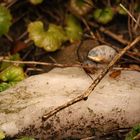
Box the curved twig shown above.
[42,36,140,120]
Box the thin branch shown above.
[113,67,140,72]
[6,0,18,8]
[120,3,140,28]
[81,136,95,140]
[81,17,96,39]
[134,14,140,31]
[0,59,97,69]
[42,36,140,120]
[99,27,129,45]
[5,34,13,42]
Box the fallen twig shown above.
[99,27,129,45]
[6,0,18,8]
[120,3,140,28]
[0,59,97,69]
[88,21,130,45]
[134,14,140,31]
[113,67,140,72]
[80,136,95,140]
[42,35,140,120]
[81,17,96,39]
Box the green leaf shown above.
[0,5,12,36]
[65,14,83,42]
[0,53,21,71]
[93,7,114,24]
[48,24,67,42]
[27,21,44,47]
[0,65,25,82]
[28,21,67,52]
[16,136,35,140]
[41,24,67,51]
[125,124,140,140]
[40,32,63,52]
[0,82,17,92]
[0,82,11,92]
[0,130,5,140]
[29,0,43,5]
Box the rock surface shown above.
[0,67,140,139]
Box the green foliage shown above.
[0,53,21,71]
[117,6,127,15]
[0,54,25,92]
[16,136,35,140]
[28,21,67,52]
[0,82,11,92]
[0,65,25,82]
[125,124,140,140]
[48,24,67,42]
[65,14,83,42]
[39,32,64,52]
[93,7,114,24]
[27,21,44,47]
[0,82,17,92]
[0,5,12,36]
[29,0,43,5]
[0,130,5,140]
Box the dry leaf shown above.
[109,70,121,79]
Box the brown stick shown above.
[99,27,129,45]
[120,3,140,28]
[81,17,96,39]
[0,59,96,69]
[88,21,130,45]
[42,36,140,120]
